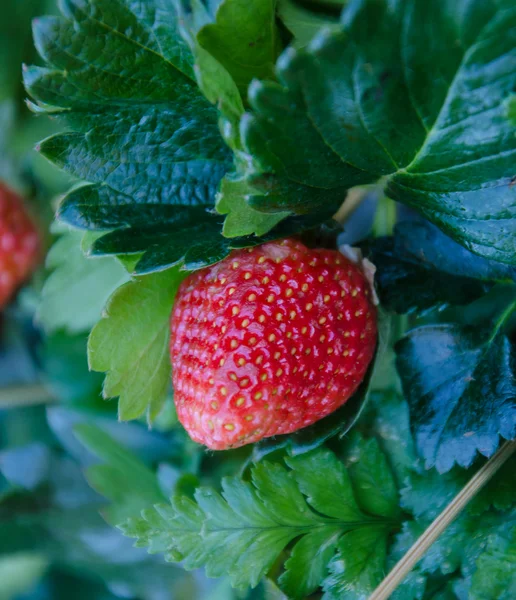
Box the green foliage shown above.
[219,0,516,265]
[88,267,187,421]
[396,289,516,472]
[121,443,400,598]
[278,0,341,49]
[75,424,166,525]
[469,514,516,599]
[197,0,281,95]
[39,228,129,333]
[24,0,235,273]
[365,221,516,314]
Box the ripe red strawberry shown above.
[0,182,40,308]
[170,238,377,450]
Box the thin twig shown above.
[0,383,56,409]
[370,439,516,600]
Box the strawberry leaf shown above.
[468,513,516,599]
[396,289,516,472]
[220,0,516,264]
[197,0,281,95]
[120,445,400,598]
[24,0,234,273]
[88,267,187,422]
[75,424,166,526]
[39,228,129,333]
[365,220,516,314]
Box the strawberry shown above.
[170,238,377,450]
[0,182,40,308]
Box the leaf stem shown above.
[0,384,56,409]
[369,439,516,600]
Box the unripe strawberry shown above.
[170,239,377,450]
[0,182,40,308]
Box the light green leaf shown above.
[216,175,289,237]
[120,447,399,597]
[38,229,130,334]
[278,0,341,49]
[197,0,281,95]
[285,448,364,521]
[75,424,166,525]
[88,267,187,422]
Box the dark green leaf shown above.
[120,446,398,597]
[24,0,235,272]
[344,432,401,519]
[220,0,516,264]
[364,221,516,314]
[396,293,516,472]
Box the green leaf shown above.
[469,515,516,599]
[88,267,187,422]
[120,446,399,597]
[364,221,516,314]
[344,432,401,519]
[323,525,391,600]
[278,0,341,50]
[366,390,420,488]
[75,424,166,525]
[221,0,516,265]
[38,228,130,333]
[396,290,516,472]
[197,0,281,95]
[25,0,234,273]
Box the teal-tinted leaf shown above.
[221,0,516,265]
[75,424,166,525]
[469,515,516,599]
[88,267,187,422]
[323,525,391,600]
[197,0,281,95]
[0,553,48,600]
[38,228,129,333]
[396,302,516,472]
[364,220,516,314]
[366,390,420,487]
[25,0,234,273]
[121,447,398,596]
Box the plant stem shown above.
[369,439,516,600]
[0,384,56,409]
[333,187,371,225]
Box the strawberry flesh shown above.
[170,239,377,450]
